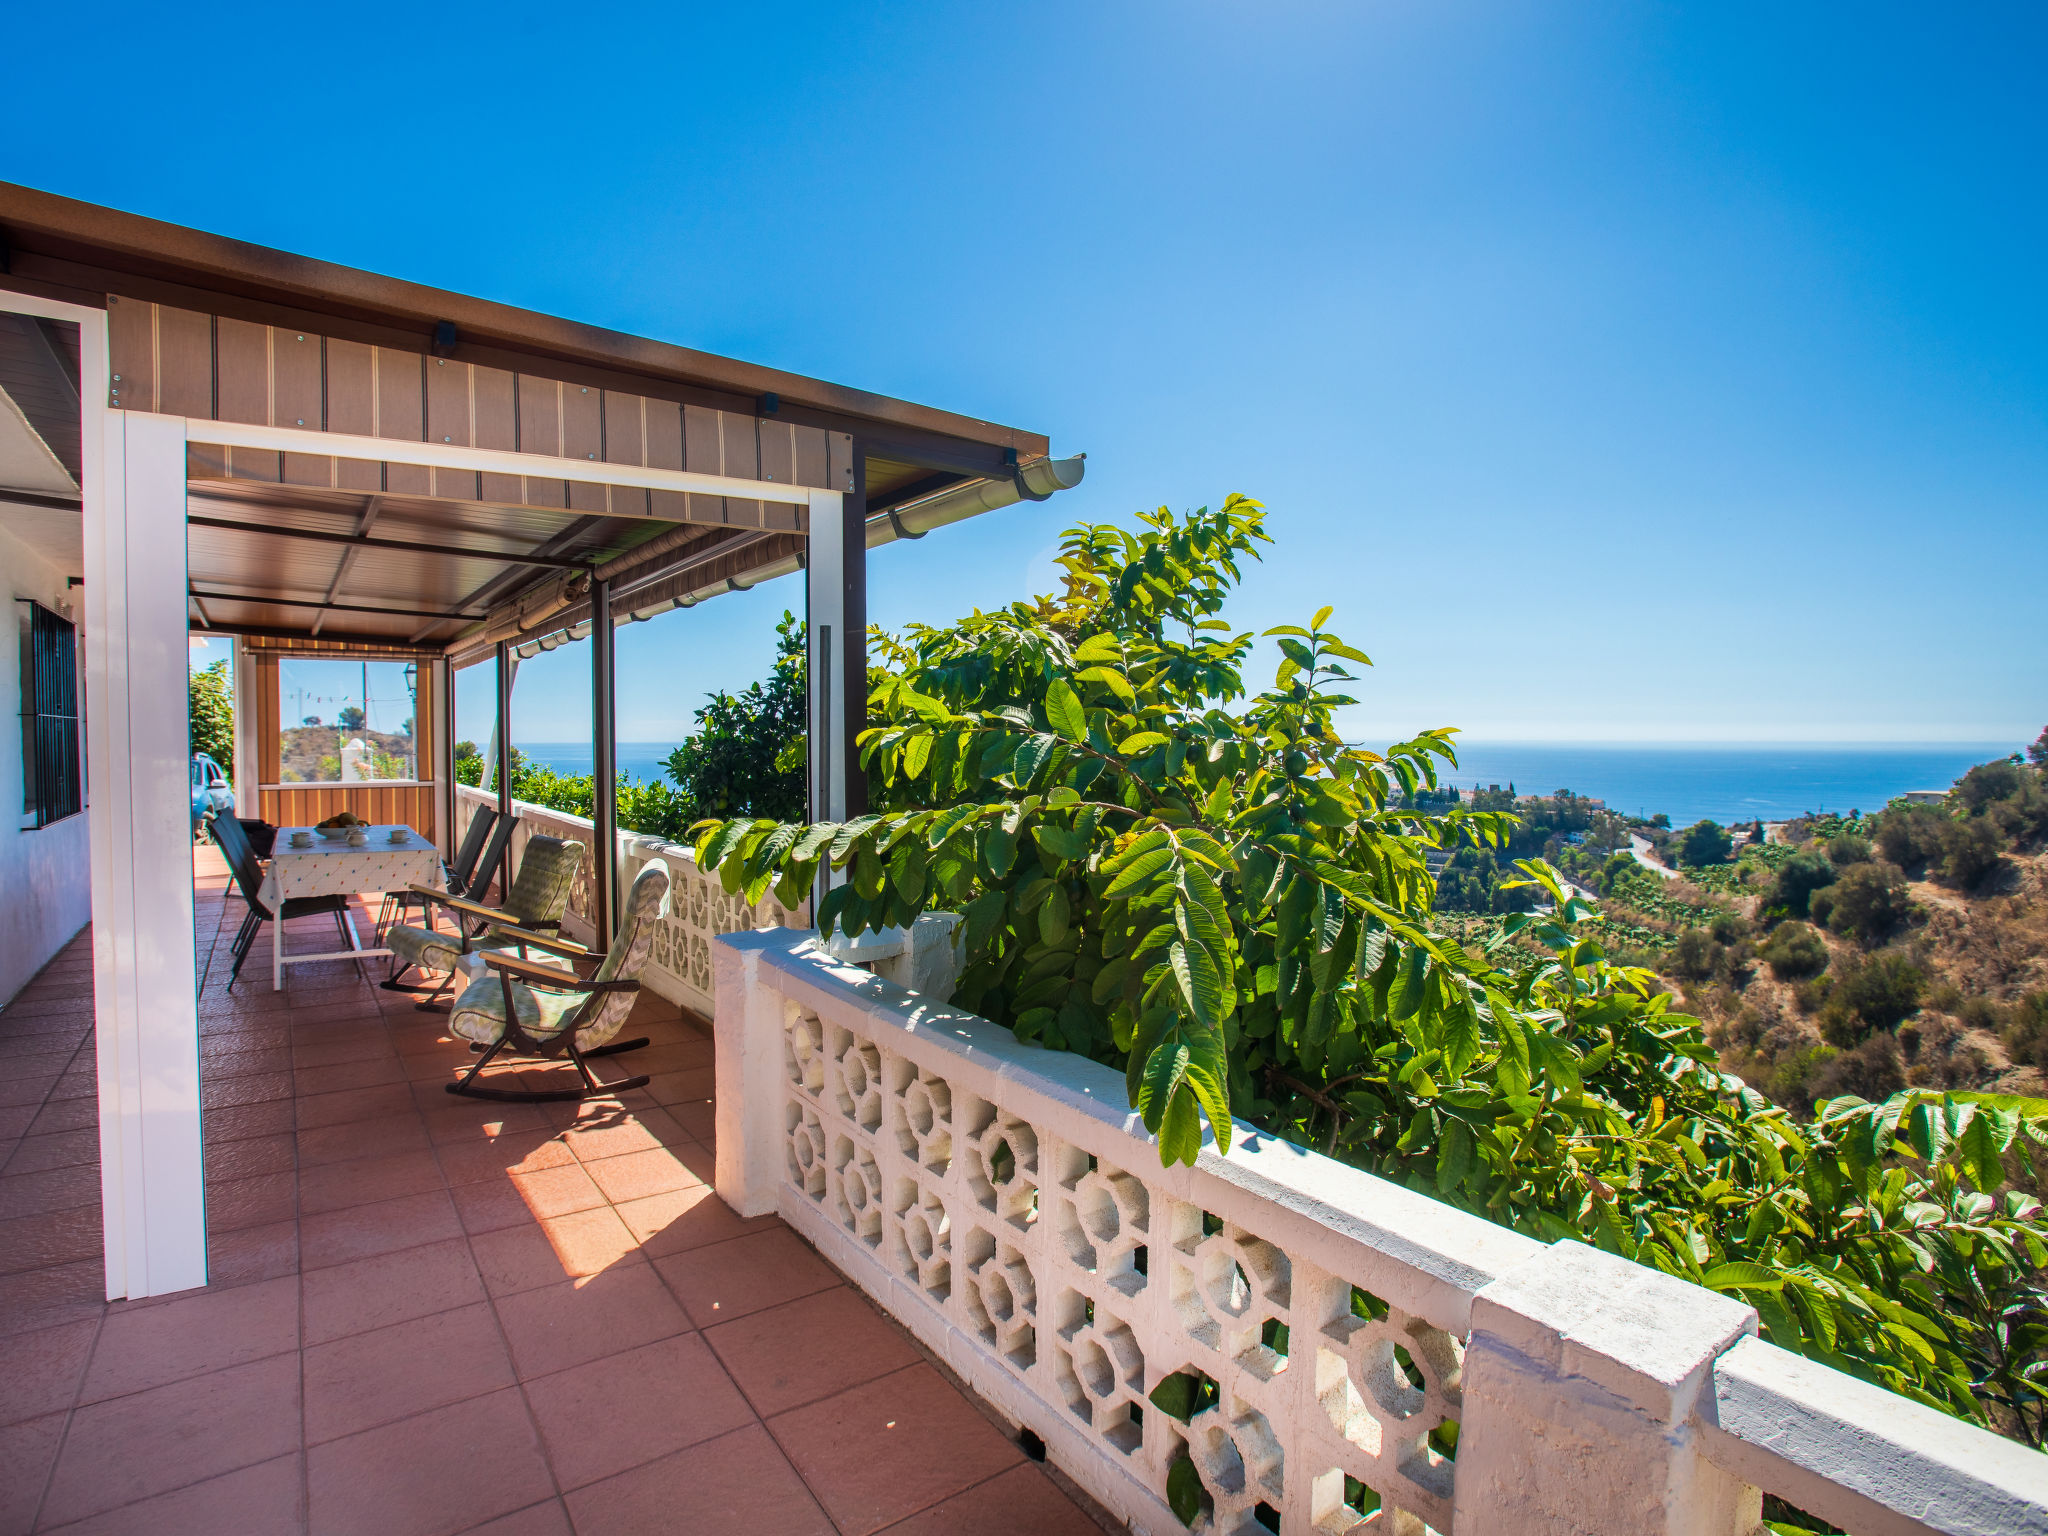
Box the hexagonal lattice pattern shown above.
[769,981,1481,1536]
[963,1225,1036,1371]
[830,1135,884,1247]
[890,1176,953,1302]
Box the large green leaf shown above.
[1046,678,1088,743]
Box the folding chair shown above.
[382,832,584,1011]
[376,808,502,937]
[208,812,353,987]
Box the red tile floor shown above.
[0,848,1112,1536]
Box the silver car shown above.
[191,753,234,833]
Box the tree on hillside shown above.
[2029,726,2047,768]
[693,498,2048,1441]
[661,609,807,823]
[1677,819,1732,867]
[189,660,234,774]
[337,705,366,731]
[1825,862,1913,945]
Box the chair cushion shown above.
[387,922,464,974]
[447,975,586,1047]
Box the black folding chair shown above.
[209,812,353,987]
[377,809,502,937]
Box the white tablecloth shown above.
[258,826,444,910]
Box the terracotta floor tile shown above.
[296,1082,418,1130]
[506,1161,607,1220]
[706,1285,918,1418]
[654,1227,840,1328]
[582,1145,702,1206]
[434,1131,576,1188]
[34,1451,306,1536]
[419,1100,552,1146]
[612,1186,778,1258]
[0,1318,96,1427]
[300,1188,463,1270]
[303,1301,515,1444]
[40,1353,301,1527]
[524,1331,752,1492]
[491,1263,691,1380]
[201,1132,297,1181]
[456,1501,573,1536]
[83,1275,299,1402]
[200,1069,296,1110]
[452,1176,541,1236]
[27,1096,96,1136]
[565,1421,832,1536]
[470,1207,644,1298]
[297,1148,446,1216]
[556,1104,690,1163]
[291,1034,400,1070]
[767,1363,1025,1536]
[205,1170,298,1234]
[296,1113,431,1168]
[874,1462,1104,1536]
[293,1057,409,1099]
[667,1098,716,1141]
[0,1105,38,1141]
[0,1160,101,1220]
[302,1236,486,1344]
[307,1387,555,1536]
[0,1203,103,1275]
[205,1046,297,1080]
[641,1066,716,1107]
[208,1219,302,1288]
[0,1073,59,1109]
[202,1098,298,1144]
[0,1410,66,1535]
[0,1258,105,1338]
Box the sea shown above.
[517,739,2022,829]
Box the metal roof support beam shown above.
[185,515,592,571]
[186,588,487,624]
[590,577,617,951]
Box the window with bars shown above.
[20,600,82,829]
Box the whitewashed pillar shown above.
[1454,1241,1762,1535]
[804,487,848,826]
[713,930,797,1217]
[88,406,207,1299]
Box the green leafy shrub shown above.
[1820,951,1925,1045]
[1827,832,1873,867]
[1759,922,1829,981]
[1941,817,2006,890]
[1825,863,1914,946]
[1677,820,1732,868]
[1766,853,1837,921]
[189,659,234,775]
[694,497,2048,1443]
[1872,803,1948,875]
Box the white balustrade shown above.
[453,784,804,1018]
[714,927,2048,1536]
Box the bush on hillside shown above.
[1825,862,1913,945]
[1827,832,1873,866]
[1873,802,1948,875]
[1819,950,1925,1045]
[1758,921,1829,980]
[1810,1032,1905,1104]
[1941,817,2006,890]
[1677,819,1732,867]
[1765,852,1837,920]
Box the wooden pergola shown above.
[0,181,1081,1298]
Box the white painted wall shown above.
[0,517,91,1005]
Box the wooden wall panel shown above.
[683,404,724,525]
[794,424,829,489]
[722,412,763,528]
[474,365,520,503]
[426,357,477,500]
[517,376,566,509]
[218,319,279,482]
[563,384,604,513]
[603,391,648,518]
[105,295,155,412]
[274,330,330,486]
[759,421,799,530]
[157,306,214,418]
[261,785,433,837]
[256,657,281,785]
[646,399,685,522]
[326,339,380,492]
[376,348,428,495]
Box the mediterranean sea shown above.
[1440,742,2018,827]
[518,738,2026,831]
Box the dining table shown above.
[259,825,445,990]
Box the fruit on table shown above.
[316,812,365,829]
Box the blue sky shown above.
[76,3,2039,748]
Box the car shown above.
[191,752,234,834]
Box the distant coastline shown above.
[512,738,2022,831]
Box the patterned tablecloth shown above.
[258,826,444,910]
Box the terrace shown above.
[2,184,2046,1536]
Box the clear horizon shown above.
[136,4,2046,744]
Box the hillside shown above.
[278,724,414,783]
[1569,750,2048,1113]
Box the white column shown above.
[805,488,847,825]
[432,656,454,855]
[87,408,207,1299]
[712,930,797,1217]
[1454,1241,1762,1536]
[231,634,257,817]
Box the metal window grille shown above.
[20,600,82,828]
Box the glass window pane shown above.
[277,658,418,783]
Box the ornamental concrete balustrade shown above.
[453,783,806,1018]
[713,925,2048,1536]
